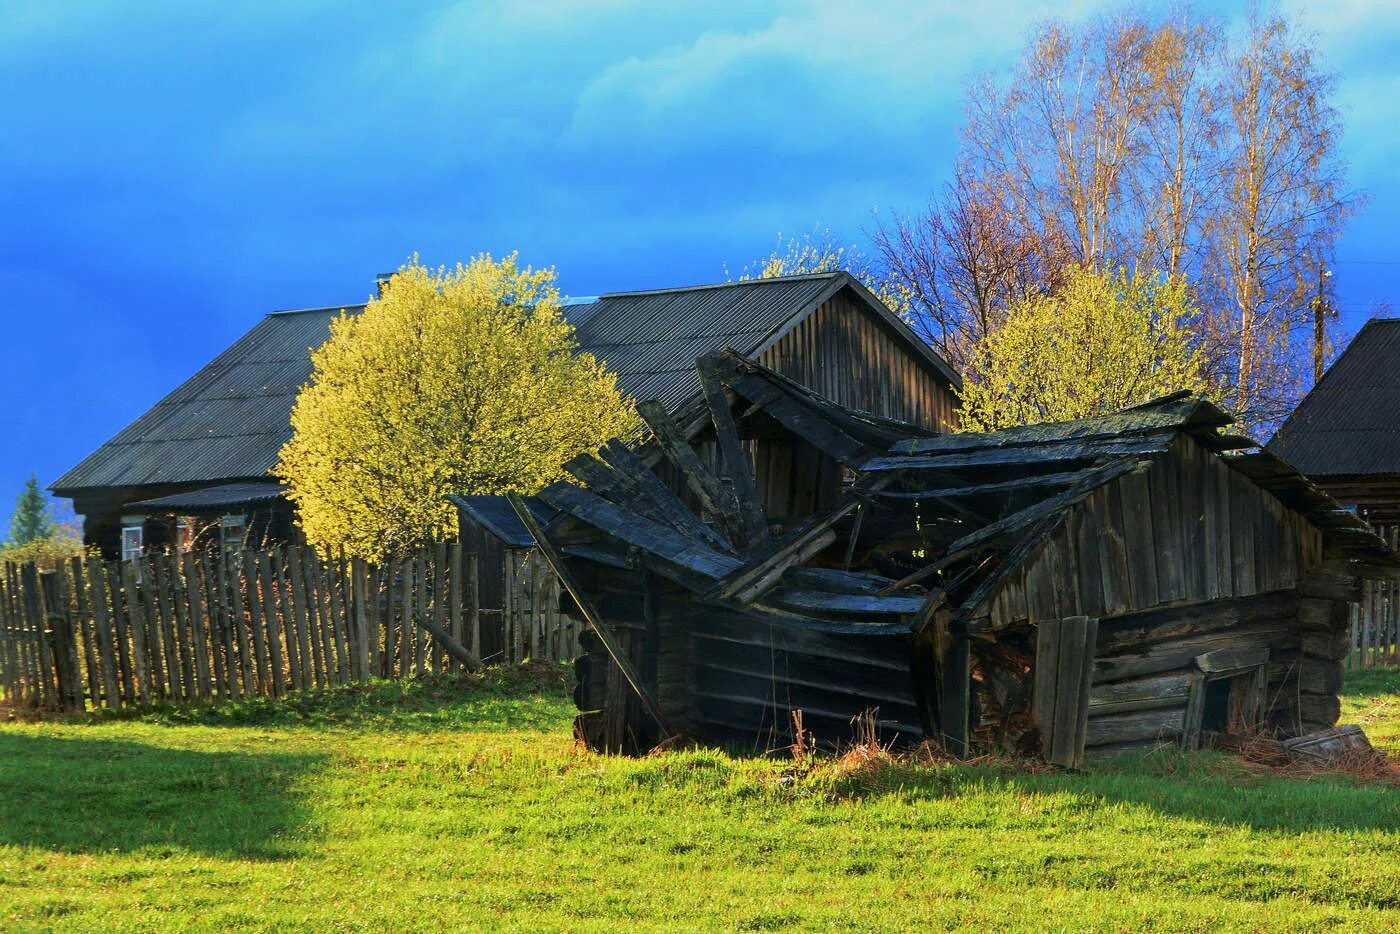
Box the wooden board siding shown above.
[987,434,1325,628]
[758,292,957,431]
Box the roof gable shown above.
[1268,317,1400,477]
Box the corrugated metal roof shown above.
[55,274,954,493]
[54,306,361,491]
[126,481,287,511]
[1267,318,1400,477]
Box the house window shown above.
[220,514,247,554]
[120,518,145,581]
[176,517,197,554]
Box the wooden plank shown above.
[399,551,416,675]
[1087,706,1187,747]
[412,610,481,671]
[271,550,303,691]
[636,399,735,531]
[253,552,284,696]
[697,357,769,549]
[301,548,328,686]
[433,542,448,672]
[242,549,270,694]
[1033,620,1060,758]
[119,560,151,704]
[1180,671,1207,750]
[466,551,481,660]
[538,483,743,584]
[1117,471,1158,609]
[863,433,1176,473]
[708,491,871,604]
[337,550,356,679]
[723,369,874,466]
[1088,671,1193,715]
[225,553,255,696]
[948,459,1142,556]
[756,588,926,616]
[69,558,100,710]
[86,557,122,709]
[285,547,315,690]
[1093,622,1292,682]
[159,555,186,701]
[416,548,430,675]
[1148,452,1183,605]
[353,555,371,680]
[310,552,338,683]
[38,571,81,711]
[137,557,169,703]
[509,492,673,736]
[940,636,971,756]
[598,440,732,552]
[148,556,183,700]
[1054,616,1096,768]
[102,562,135,704]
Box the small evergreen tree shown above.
[9,475,56,545]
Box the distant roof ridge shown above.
[599,271,846,299]
[267,303,368,317]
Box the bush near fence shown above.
[0,543,580,712]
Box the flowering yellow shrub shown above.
[958,266,1208,431]
[276,256,636,560]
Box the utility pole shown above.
[1311,258,1334,384]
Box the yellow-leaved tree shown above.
[958,266,1207,431]
[276,256,637,560]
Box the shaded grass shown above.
[1,666,1399,931]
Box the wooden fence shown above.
[1350,526,1399,669]
[0,543,581,712]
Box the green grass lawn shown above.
[2,666,1399,932]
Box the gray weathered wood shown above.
[509,492,673,737]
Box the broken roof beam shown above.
[861,432,1177,473]
[706,488,880,604]
[868,470,1090,501]
[947,457,1148,556]
[887,395,1230,457]
[636,399,747,546]
[697,356,770,550]
[755,587,928,618]
[568,445,733,554]
[534,482,743,584]
[713,362,877,466]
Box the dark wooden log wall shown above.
[572,564,691,752]
[686,605,922,751]
[984,434,1324,629]
[757,291,957,432]
[1067,567,1354,762]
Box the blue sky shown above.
[2,0,1397,522]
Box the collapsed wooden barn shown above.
[510,352,1399,766]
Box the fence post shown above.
[39,570,84,712]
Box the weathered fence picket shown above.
[0,542,578,712]
[1347,526,1399,670]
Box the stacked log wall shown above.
[686,605,922,751]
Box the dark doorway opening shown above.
[1201,677,1233,734]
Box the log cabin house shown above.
[512,352,1399,766]
[53,272,958,572]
